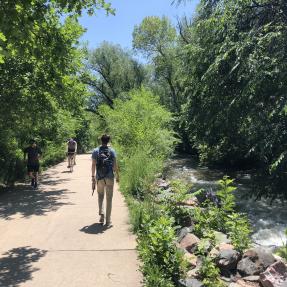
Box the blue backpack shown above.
[96,146,113,180]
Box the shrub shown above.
[193,177,251,252]
[198,256,225,287]
[138,214,186,286]
[161,180,194,226]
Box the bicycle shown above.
[68,152,75,173]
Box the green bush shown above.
[193,177,251,252]
[160,180,194,226]
[198,257,224,287]
[120,145,163,198]
[96,88,176,198]
[138,214,186,286]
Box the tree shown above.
[177,0,287,198]
[84,42,146,109]
[0,0,113,183]
[133,16,183,112]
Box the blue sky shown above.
[79,0,200,50]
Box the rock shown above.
[155,178,170,189]
[179,197,199,207]
[231,279,261,287]
[217,249,240,274]
[210,247,220,258]
[214,231,231,245]
[179,233,200,254]
[237,248,276,276]
[178,278,204,287]
[187,258,203,278]
[210,243,234,258]
[259,261,287,287]
[184,253,198,269]
[242,276,260,282]
[177,227,194,243]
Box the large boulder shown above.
[259,261,287,287]
[237,248,276,276]
[178,278,204,287]
[216,248,240,275]
[177,227,194,243]
[210,243,235,258]
[179,233,200,254]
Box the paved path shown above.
[0,155,142,287]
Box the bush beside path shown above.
[0,154,142,287]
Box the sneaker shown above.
[34,181,38,189]
[99,214,104,224]
[31,178,35,186]
[105,221,112,228]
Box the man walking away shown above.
[91,134,119,227]
[67,138,77,168]
[24,139,42,188]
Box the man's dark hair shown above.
[101,134,111,145]
[29,139,36,144]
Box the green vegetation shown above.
[193,177,251,253]
[133,1,287,199]
[94,88,176,197]
[1,0,284,285]
[198,257,224,287]
[0,1,112,184]
[275,229,287,261]
[93,88,187,286]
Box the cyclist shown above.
[67,138,77,168]
[24,139,42,188]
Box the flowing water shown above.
[164,155,287,248]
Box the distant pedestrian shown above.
[67,138,77,168]
[24,139,42,188]
[91,134,119,227]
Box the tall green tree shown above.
[84,42,146,109]
[133,16,184,112]
[177,0,287,198]
[0,1,113,183]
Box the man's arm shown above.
[113,158,120,182]
[92,158,96,178]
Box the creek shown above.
[164,155,287,248]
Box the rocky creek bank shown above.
[155,178,287,287]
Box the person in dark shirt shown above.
[24,139,42,188]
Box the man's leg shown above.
[105,178,114,225]
[28,171,34,186]
[34,172,38,188]
[97,179,105,223]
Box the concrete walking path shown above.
[0,154,142,287]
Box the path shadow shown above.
[0,184,74,220]
[80,223,112,235]
[0,246,47,287]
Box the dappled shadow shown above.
[0,183,74,220]
[80,223,112,235]
[0,246,47,287]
